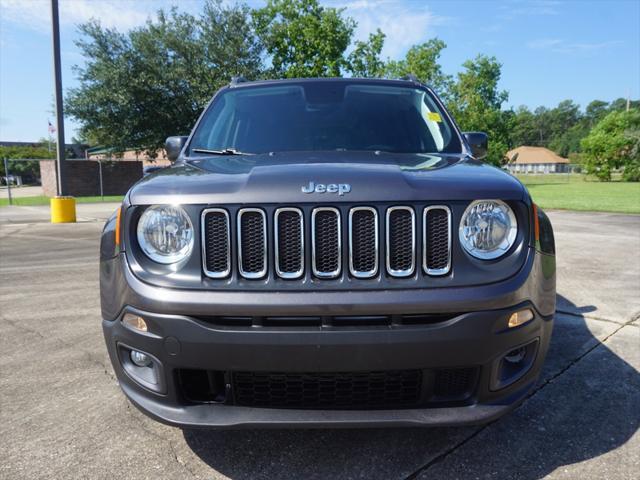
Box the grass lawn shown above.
[0,195,124,207]
[2,176,639,214]
[516,174,640,214]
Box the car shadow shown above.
[182,295,639,479]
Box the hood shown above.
[128,151,525,205]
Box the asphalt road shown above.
[0,209,638,479]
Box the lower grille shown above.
[178,367,479,408]
[433,368,477,400]
[233,370,422,409]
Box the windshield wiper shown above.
[191,148,253,156]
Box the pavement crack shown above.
[555,309,626,325]
[404,423,492,479]
[404,317,636,480]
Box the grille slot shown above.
[386,207,416,277]
[237,209,267,279]
[349,207,379,278]
[233,370,422,409]
[312,208,341,278]
[195,312,459,328]
[201,209,231,278]
[423,206,452,275]
[274,208,304,279]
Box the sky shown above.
[0,0,639,142]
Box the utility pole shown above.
[50,0,66,196]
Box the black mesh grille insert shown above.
[233,370,422,409]
[239,210,266,276]
[387,208,414,274]
[351,209,377,276]
[425,208,450,273]
[433,368,477,400]
[276,210,303,276]
[313,209,340,276]
[203,210,230,275]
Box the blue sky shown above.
[1,0,638,142]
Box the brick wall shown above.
[39,160,143,197]
[39,160,58,197]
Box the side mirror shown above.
[463,132,488,160]
[165,136,188,162]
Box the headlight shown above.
[459,200,517,260]
[137,205,194,264]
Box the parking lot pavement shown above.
[0,185,44,198]
[0,211,638,480]
[0,202,120,224]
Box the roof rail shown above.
[400,74,420,83]
[230,76,248,85]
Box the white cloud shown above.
[0,0,159,32]
[498,0,561,20]
[526,38,564,49]
[527,37,623,54]
[333,0,452,59]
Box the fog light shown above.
[504,347,526,364]
[130,350,152,367]
[508,309,534,328]
[122,313,147,332]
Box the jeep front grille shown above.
[201,204,452,281]
[423,206,452,275]
[274,208,304,279]
[237,208,267,278]
[312,207,341,278]
[201,208,231,278]
[349,207,378,278]
[386,207,416,277]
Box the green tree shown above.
[511,106,540,147]
[449,54,510,165]
[66,1,263,153]
[0,144,53,183]
[347,29,386,78]
[581,109,640,181]
[253,0,354,78]
[585,100,609,127]
[384,39,452,99]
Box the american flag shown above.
[48,120,56,134]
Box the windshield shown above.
[188,81,462,156]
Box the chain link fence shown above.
[1,158,144,205]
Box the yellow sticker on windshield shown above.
[427,112,442,122]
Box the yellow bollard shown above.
[50,196,76,223]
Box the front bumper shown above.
[101,248,555,428]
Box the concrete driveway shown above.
[0,210,638,479]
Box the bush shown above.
[581,109,640,181]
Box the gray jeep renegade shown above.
[100,77,556,428]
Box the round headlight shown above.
[137,205,194,264]
[459,200,517,260]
